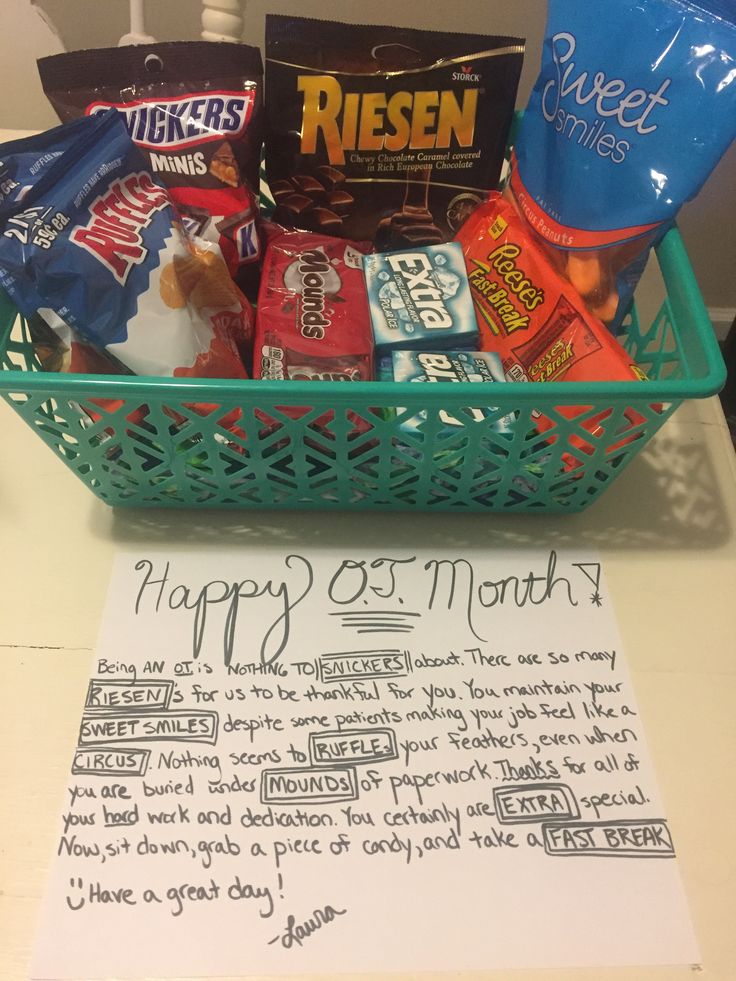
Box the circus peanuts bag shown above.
[0,111,250,380]
[509,0,736,326]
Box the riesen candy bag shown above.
[265,16,524,247]
[38,41,264,297]
[0,110,250,380]
[455,193,651,467]
[510,0,736,326]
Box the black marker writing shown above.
[133,555,314,667]
[268,904,347,949]
[425,550,578,640]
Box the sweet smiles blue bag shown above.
[509,0,736,325]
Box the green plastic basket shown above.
[0,224,726,512]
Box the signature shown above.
[268,904,347,949]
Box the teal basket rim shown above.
[0,225,726,405]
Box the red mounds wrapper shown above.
[38,41,263,298]
[254,225,374,383]
[454,193,653,470]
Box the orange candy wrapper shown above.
[454,193,651,469]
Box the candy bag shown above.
[510,0,736,325]
[254,225,373,382]
[38,41,263,297]
[265,15,524,247]
[455,193,650,468]
[0,110,250,380]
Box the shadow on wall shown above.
[4,0,547,128]
[3,0,735,312]
[33,0,207,49]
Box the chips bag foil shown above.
[38,41,263,298]
[455,193,651,467]
[0,110,250,380]
[509,0,736,326]
[265,16,524,247]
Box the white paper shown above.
[32,547,699,978]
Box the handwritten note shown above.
[32,548,698,978]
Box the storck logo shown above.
[87,90,255,150]
[452,63,481,82]
[70,172,170,284]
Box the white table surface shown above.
[1,130,735,981]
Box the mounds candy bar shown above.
[254,225,373,383]
[381,349,514,435]
[38,41,264,294]
[0,110,249,381]
[265,15,524,246]
[363,242,478,354]
[455,193,651,466]
[509,0,736,326]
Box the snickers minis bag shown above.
[38,41,263,294]
[0,110,249,380]
[265,16,524,248]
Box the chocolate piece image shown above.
[279,193,314,214]
[291,174,325,196]
[311,207,343,230]
[326,188,354,215]
[179,204,212,238]
[399,225,445,245]
[316,165,346,188]
[270,179,296,201]
[375,166,444,250]
[209,141,240,188]
[216,207,255,235]
[270,174,350,234]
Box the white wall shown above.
[2,0,734,313]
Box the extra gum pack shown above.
[363,242,479,354]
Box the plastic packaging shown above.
[455,193,650,468]
[510,0,736,325]
[265,15,524,246]
[0,110,250,380]
[38,41,264,297]
[254,225,373,382]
